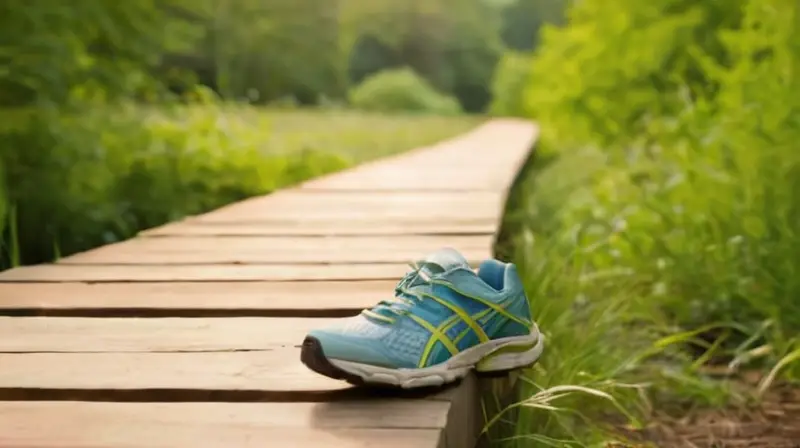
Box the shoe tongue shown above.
[367,248,470,322]
[419,247,470,275]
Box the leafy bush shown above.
[349,68,463,115]
[496,0,800,443]
[0,98,479,269]
[527,0,743,147]
[2,102,271,266]
[489,51,534,117]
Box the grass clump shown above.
[491,0,800,445]
[0,97,480,269]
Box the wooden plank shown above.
[58,235,491,265]
[140,219,496,237]
[0,350,353,396]
[298,163,525,192]
[0,317,477,402]
[243,190,503,207]
[0,317,336,352]
[0,263,410,283]
[195,191,503,223]
[58,249,487,266]
[196,209,498,224]
[89,235,493,252]
[0,281,392,314]
[0,350,478,406]
[0,401,447,448]
[299,119,537,192]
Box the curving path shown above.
[0,118,537,448]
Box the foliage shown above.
[346,0,505,112]
[0,99,479,269]
[489,52,534,117]
[0,0,345,107]
[493,0,800,444]
[349,68,463,115]
[1,0,566,112]
[177,0,345,104]
[527,0,743,147]
[0,0,200,106]
[500,0,568,51]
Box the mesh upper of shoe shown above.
[309,314,432,369]
[306,248,533,369]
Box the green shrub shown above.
[496,0,800,443]
[0,98,480,269]
[489,51,534,117]
[526,0,743,147]
[349,68,463,115]
[0,100,347,268]
[3,103,251,266]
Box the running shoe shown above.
[300,247,544,388]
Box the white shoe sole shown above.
[326,327,544,389]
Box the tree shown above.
[345,0,506,112]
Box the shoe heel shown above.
[475,334,544,374]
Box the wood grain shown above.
[140,219,496,237]
[195,191,504,223]
[300,120,537,192]
[297,162,524,192]
[0,281,392,314]
[58,235,491,265]
[0,401,446,448]
[0,263,410,283]
[0,350,352,395]
[0,317,335,352]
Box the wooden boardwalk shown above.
[0,119,537,448]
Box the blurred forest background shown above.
[0,0,564,268]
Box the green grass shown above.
[0,103,481,268]
[155,104,482,161]
[484,0,799,444]
[491,134,800,446]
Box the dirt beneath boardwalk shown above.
[618,385,800,447]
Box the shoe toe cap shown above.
[307,327,399,368]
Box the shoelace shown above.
[361,261,433,320]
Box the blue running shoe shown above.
[300,248,544,388]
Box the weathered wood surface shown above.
[195,191,504,224]
[0,262,410,282]
[0,119,537,448]
[140,219,496,238]
[0,317,331,352]
[0,281,391,315]
[57,235,492,265]
[299,120,535,192]
[0,401,448,448]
